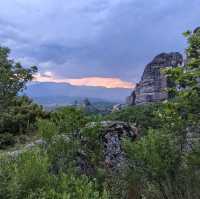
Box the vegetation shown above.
[106,103,163,134]
[120,28,200,198]
[0,150,108,199]
[0,46,45,148]
[0,29,200,199]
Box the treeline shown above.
[0,29,200,198]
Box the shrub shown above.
[0,150,51,199]
[106,104,163,134]
[1,96,45,134]
[0,133,16,149]
[51,107,88,135]
[37,119,58,142]
[0,149,109,199]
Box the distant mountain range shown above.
[24,82,132,107]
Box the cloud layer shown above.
[34,72,135,89]
[0,0,200,86]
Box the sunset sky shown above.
[0,0,200,88]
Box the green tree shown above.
[0,46,43,148]
[0,46,37,110]
[166,28,200,122]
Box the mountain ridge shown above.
[25,81,132,106]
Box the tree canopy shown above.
[0,46,37,110]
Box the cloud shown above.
[34,72,135,89]
[0,0,200,83]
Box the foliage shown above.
[51,107,88,135]
[124,130,180,198]
[0,150,109,199]
[38,108,105,178]
[37,119,58,142]
[0,133,16,149]
[106,103,163,134]
[0,46,45,148]
[121,28,200,199]
[0,46,37,110]
[0,96,44,135]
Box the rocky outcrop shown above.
[81,98,99,113]
[127,52,183,105]
[101,121,137,169]
[126,91,136,105]
[78,121,138,173]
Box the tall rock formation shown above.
[81,98,99,113]
[127,52,183,105]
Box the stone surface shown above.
[126,90,136,105]
[112,104,127,112]
[127,52,183,105]
[101,121,138,169]
[83,121,138,171]
[7,139,46,158]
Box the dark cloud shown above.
[0,0,200,82]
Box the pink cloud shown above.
[34,73,135,89]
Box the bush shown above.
[0,149,109,199]
[0,133,16,149]
[123,128,200,199]
[0,96,46,149]
[0,96,45,135]
[0,150,51,199]
[51,107,88,135]
[37,119,58,142]
[106,103,163,134]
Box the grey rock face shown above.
[128,52,183,105]
[126,91,136,105]
[101,121,138,169]
[84,121,137,171]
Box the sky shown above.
[0,0,200,88]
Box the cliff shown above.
[127,52,183,105]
